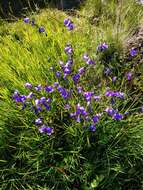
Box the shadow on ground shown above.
[0,0,82,19]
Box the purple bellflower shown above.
[130,48,137,56]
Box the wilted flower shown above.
[104,67,112,76]
[124,111,129,116]
[65,104,71,110]
[126,72,132,81]
[76,115,81,123]
[31,19,35,26]
[110,98,116,105]
[21,103,27,111]
[59,60,64,67]
[83,54,89,62]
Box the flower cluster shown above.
[13,18,129,136]
[105,90,125,99]
[105,107,123,120]
[23,17,45,33]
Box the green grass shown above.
[0,1,143,189]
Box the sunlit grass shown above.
[0,1,143,189]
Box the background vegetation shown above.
[0,0,143,189]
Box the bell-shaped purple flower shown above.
[35,118,42,125]
[54,82,59,87]
[25,82,32,89]
[78,67,86,74]
[104,67,112,76]
[64,44,73,55]
[105,107,116,116]
[64,18,74,30]
[83,54,95,65]
[40,97,46,103]
[35,84,42,91]
[73,74,80,84]
[46,127,54,135]
[58,86,70,99]
[94,95,101,101]
[93,113,101,123]
[27,92,34,99]
[129,48,137,56]
[39,26,45,33]
[89,125,96,132]
[83,91,94,102]
[114,91,124,99]
[35,99,41,107]
[55,71,61,78]
[77,86,82,94]
[45,86,54,93]
[43,103,51,110]
[24,17,30,23]
[97,42,108,52]
[113,113,123,120]
[39,125,54,135]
